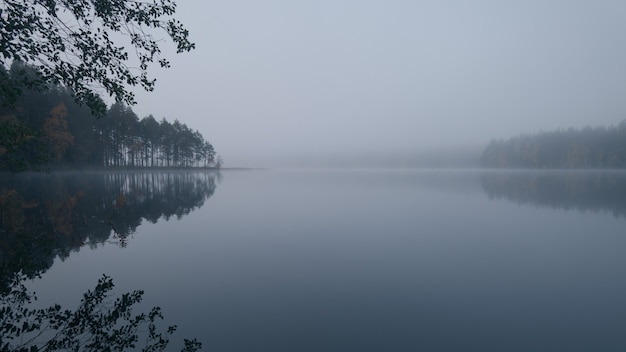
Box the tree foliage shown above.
[98,103,216,168]
[0,274,202,352]
[482,122,626,168]
[0,116,50,172]
[43,103,74,160]
[0,0,195,117]
[0,64,218,171]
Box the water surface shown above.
[3,169,626,351]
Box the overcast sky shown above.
[130,0,626,167]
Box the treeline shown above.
[0,62,219,171]
[482,122,626,168]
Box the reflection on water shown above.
[3,169,626,351]
[481,170,626,216]
[0,171,219,289]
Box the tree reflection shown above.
[0,171,219,291]
[481,171,626,216]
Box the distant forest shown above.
[0,62,217,171]
[482,122,626,168]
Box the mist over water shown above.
[4,1,626,350]
[129,1,626,167]
[5,169,624,351]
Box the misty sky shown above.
[131,0,626,167]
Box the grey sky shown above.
[131,0,626,167]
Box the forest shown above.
[0,62,218,172]
[481,122,626,168]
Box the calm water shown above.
[3,169,626,351]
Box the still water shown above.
[2,169,626,351]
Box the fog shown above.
[131,0,626,167]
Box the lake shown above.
[2,169,626,351]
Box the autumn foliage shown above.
[43,103,74,160]
[0,63,218,171]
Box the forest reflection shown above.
[481,171,626,217]
[0,171,219,290]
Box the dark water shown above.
[2,169,626,351]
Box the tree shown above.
[0,115,50,172]
[0,77,217,171]
[214,155,223,169]
[202,141,216,167]
[43,103,74,160]
[481,121,626,169]
[1,274,202,352]
[140,115,161,167]
[0,0,195,117]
